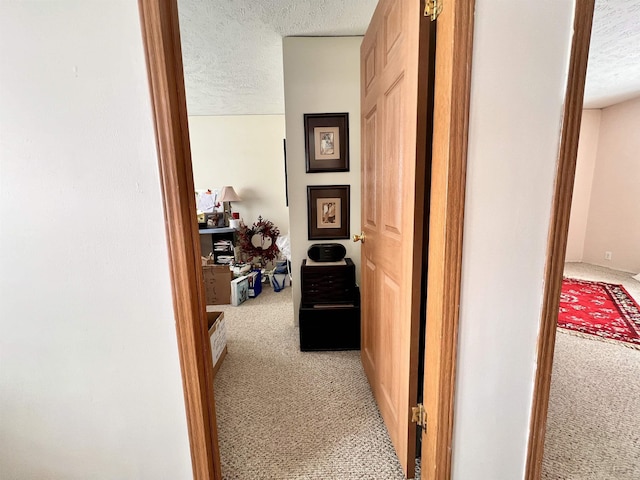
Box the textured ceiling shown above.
[178,0,640,116]
[584,0,640,108]
[178,0,377,116]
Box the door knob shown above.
[353,232,366,244]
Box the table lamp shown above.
[218,186,241,226]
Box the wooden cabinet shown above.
[300,258,357,305]
[299,258,360,351]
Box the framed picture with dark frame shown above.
[307,185,350,240]
[304,113,349,173]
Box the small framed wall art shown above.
[303,113,349,173]
[307,185,350,240]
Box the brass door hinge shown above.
[411,403,427,430]
[424,0,443,21]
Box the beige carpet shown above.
[563,262,640,304]
[542,263,640,479]
[208,287,410,480]
[209,263,640,479]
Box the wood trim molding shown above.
[138,1,222,479]
[422,0,475,478]
[525,2,595,479]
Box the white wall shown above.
[566,109,601,261]
[582,96,640,272]
[0,2,192,478]
[452,1,575,479]
[188,115,289,236]
[283,37,362,316]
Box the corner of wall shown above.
[282,37,363,322]
[581,97,640,272]
[565,108,602,262]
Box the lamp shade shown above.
[218,186,241,202]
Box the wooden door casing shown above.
[138,1,222,479]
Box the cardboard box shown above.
[247,270,262,298]
[207,311,227,375]
[202,265,233,305]
[231,275,249,306]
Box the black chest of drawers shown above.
[299,258,361,351]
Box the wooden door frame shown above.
[137,0,474,479]
[138,1,222,479]
[525,1,596,479]
[421,1,475,478]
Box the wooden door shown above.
[359,1,433,478]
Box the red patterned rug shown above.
[558,278,640,348]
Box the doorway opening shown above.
[527,0,640,478]
[138,1,474,479]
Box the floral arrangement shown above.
[237,216,280,266]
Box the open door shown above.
[358,1,435,477]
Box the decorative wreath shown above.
[237,216,280,264]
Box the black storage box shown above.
[299,258,360,351]
[299,304,361,351]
